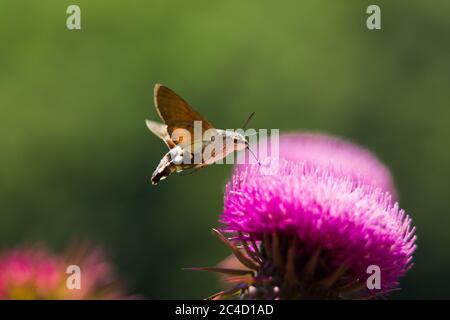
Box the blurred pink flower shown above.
[0,245,128,300]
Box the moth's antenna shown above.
[246,145,261,167]
[242,112,256,131]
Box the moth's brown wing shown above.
[145,119,176,149]
[154,84,215,146]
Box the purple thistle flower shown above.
[258,133,397,197]
[194,133,416,300]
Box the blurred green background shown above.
[1,0,449,299]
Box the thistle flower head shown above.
[0,245,128,299]
[279,133,396,195]
[201,133,416,299]
[257,133,396,197]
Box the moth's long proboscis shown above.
[246,146,261,166]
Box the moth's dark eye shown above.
[211,136,215,141]
[234,138,238,143]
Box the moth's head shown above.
[224,131,248,150]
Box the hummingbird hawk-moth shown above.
[146,84,253,185]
